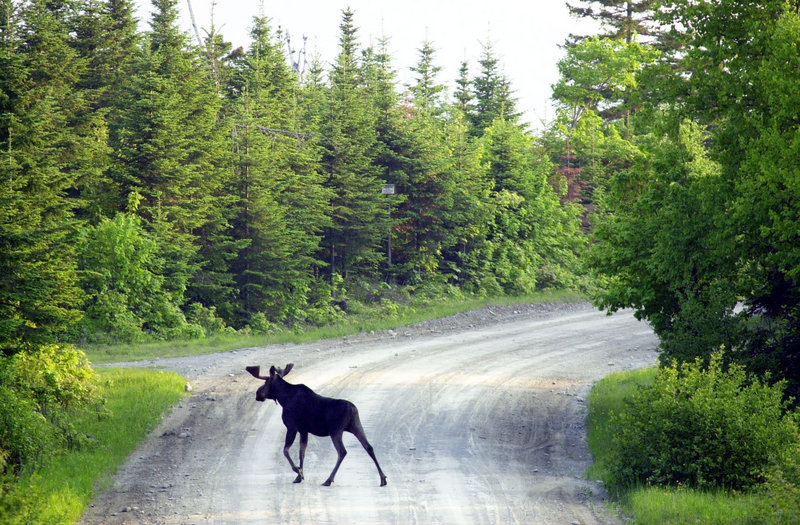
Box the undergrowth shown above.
[0,368,186,524]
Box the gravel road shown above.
[79,302,658,524]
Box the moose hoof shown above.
[293,474,303,483]
[322,480,333,487]
[380,478,387,487]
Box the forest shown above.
[2,0,800,520]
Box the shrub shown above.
[185,303,227,336]
[0,345,98,475]
[607,353,800,491]
[756,444,800,525]
[0,384,55,476]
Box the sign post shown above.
[381,184,395,269]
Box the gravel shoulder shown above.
[80,302,659,524]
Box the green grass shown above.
[585,367,656,482]
[585,368,771,524]
[83,289,586,364]
[4,368,186,524]
[626,486,763,525]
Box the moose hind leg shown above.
[283,430,303,483]
[322,431,347,486]
[351,422,388,486]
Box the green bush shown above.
[0,385,55,476]
[755,443,800,525]
[77,213,190,342]
[0,345,97,476]
[607,353,800,491]
[185,303,228,336]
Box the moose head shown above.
[245,364,294,402]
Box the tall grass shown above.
[84,290,585,364]
[2,368,186,524]
[585,368,778,524]
[626,486,762,525]
[585,367,656,482]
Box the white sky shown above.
[133,1,598,129]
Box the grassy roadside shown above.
[2,368,186,525]
[585,369,767,524]
[83,289,586,364]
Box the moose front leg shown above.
[283,430,304,483]
[296,432,308,483]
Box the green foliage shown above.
[553,36,659,126]
[0,381,54,477]
[0,0,91,354]
[756,442,800,525]
[566,0,660,44]
[77,213,189,342]
[467,41,521,135]
[588,366,800,524]
[590,120,741,362]
[584,3,800,397]
[607,354,800,492]
[2,0,587,346]
[0,344,96,477]
[1,367,186,525]
[474,118,584,294]
[585,367,657,481]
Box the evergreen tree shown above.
[229,16,330,323]
[0,0,90,353]
[409,40,446,115]
[468,42,521,136]
[453,59,474,116]
[319,8,387,279]
[71,0,139,221]
[109,0,232,317]
[566,0,659,44]
[478,118,582,293]
[381,40,474,283]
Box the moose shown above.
[246,363,388,487]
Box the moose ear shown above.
[269,365,278,377]
[246,366,267,380]
[282,363,294,376]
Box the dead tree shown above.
[246,364,388,487]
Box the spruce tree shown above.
[409,40,446,115]
[468,42,521,136]
[319,8,387,279]
[109,0,232,319]
[0,0,89,352]
[70,0,139,221]
[453,60,474,116]
[383,40,472,283]
[478,118,582,293]
[228,16,330,323]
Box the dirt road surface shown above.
[80,303,658,525]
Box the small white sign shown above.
[381,184,396,195]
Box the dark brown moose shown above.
[246,363,388,487]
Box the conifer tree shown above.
[228,16,330,323]
[70,0,139,221]
[453,60,474,116]
[477,118,582,292]
[468,42,521,136]
[566,0,659,44]
[382,40,473,283]
[409,40,446,115]
[110,0,232,316]
[0,0,90,352]
[319,8,387,279]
